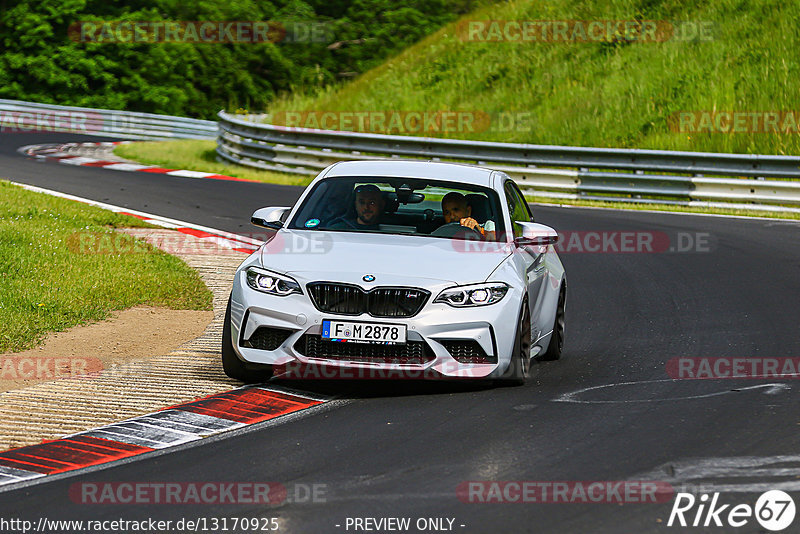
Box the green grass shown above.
[265,0,800,156]
[114,140,313,186]
[0,180,213,353]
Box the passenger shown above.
[441,192,496,240]
[328,184,386,230]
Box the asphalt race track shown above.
[2,132,800,533]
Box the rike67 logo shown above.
[668,490,796,531]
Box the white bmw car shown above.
[222,160,566,385]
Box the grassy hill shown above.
[266,0,800,155]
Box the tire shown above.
[222,296,274,383]
[537,282,566,362]
[497,299,531,386]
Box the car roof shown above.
[323,160,496,187]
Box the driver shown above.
[329,184,386,230]
[441,192,495,240]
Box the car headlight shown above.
[434,282,509,307]
[246,267,301,296]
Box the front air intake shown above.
[307,283,429,318]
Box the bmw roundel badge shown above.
[363,274,376,282]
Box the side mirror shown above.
[251,207,291,230]
[514,222,559,247]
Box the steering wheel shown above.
[429,222,483,239]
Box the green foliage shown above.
[0,0,476,118]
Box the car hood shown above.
[258,229,512,287]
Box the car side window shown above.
[503,181,533,237]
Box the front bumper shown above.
[229,270,522,379]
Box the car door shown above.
[503,180,550,345]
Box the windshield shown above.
[288,176,505,241]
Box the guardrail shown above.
[0,99,216,140]
[217,111,800,213]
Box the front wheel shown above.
[537,283,566,362]
[497,299,531,386]
[222,296,274,383]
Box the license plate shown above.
[322,320,407,344]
